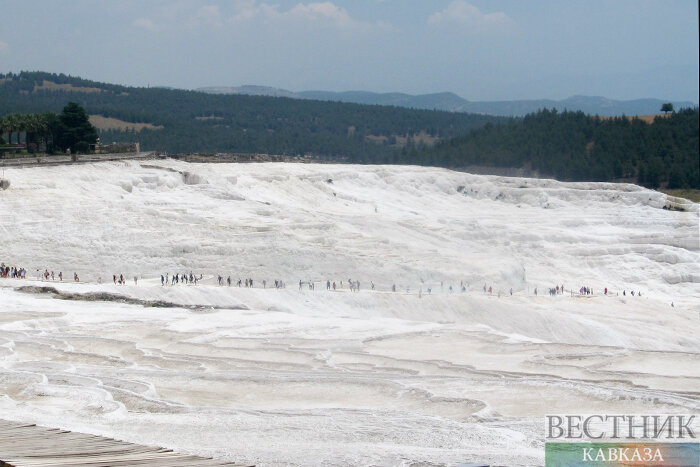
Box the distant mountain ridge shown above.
[197,85,299,99]
[197,86,695,117]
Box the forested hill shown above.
[407,108,699,189]
[198,87,695,117]
[0,71,502,160]
[2,72,698,190]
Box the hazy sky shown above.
[1,0,698,102]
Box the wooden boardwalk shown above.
[0,420,251,466]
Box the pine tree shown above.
[56,102,98,153]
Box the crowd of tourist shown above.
[0,262,650,301]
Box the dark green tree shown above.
[667,165,688,189]
[57,102,98,153]
[660,103,674,114]
[0,116,7,144]
[5,114,20,144]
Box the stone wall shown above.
[95,142,140,154]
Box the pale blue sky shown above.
[0,0,697,102]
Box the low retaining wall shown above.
[0,152,155,168]
[168,153,321,163]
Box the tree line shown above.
[404,108,699,189]
[2,72,697,190]
[1,102,98,154]
[0,71,501,160]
